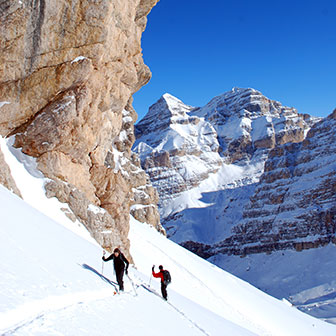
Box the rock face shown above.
[135,88,318,244]
[0,0,163,257]
[209,109,336,256]
[192,88,316,164]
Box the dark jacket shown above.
[103,252,129,273]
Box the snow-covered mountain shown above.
[134,88,320,244]
[1,139,336,335]
[134,93,223,219]
[134,89,336,321]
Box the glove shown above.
[102,256,106,261]
[125,268,128,275]
[152,266,155,272]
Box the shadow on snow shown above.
[81,263,119,291]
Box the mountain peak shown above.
[192,87,296,122]
[135,93,195,137]
[329,108,336,120]
[230,87,259,94]
[158,93,194,116]
[161,92,180,102]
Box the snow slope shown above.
[1,139,336,335]
[1,186,336,335]
[211,246,336,325]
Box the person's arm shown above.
[152,266,161,278]
[121,253,129,273]
[102,254,114,262]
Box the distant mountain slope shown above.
[210,244,336,325]
[208,109,336,256]
[192,88,316,164]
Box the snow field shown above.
[0,186,252,336]
[130,218,336,335]
[212,244,336,324]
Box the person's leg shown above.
[116,269,124,291]
[161,282,168,300]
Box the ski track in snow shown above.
[126,267,225,336]
[140,236,270,335]
[1,278,209,336]
[1,260,211,336]
[140,284,210,336]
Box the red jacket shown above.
[152,270,164,283]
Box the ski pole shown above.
[126,273,137,296]
[149,265,154,287]
[102,250,106,275]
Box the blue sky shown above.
[133,0,335,122]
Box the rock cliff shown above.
[0,0,163,257]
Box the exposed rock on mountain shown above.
[134,93,223,218]
[0,0,163,256]
[192,88,316,164]
[135,88,320,248]
[208,108,336,256]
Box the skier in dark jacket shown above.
[152,265,168,300]
[102,248,129,291]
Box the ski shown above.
[126,274,138,296]
[141,284,167,301]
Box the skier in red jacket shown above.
[152,265,168,300]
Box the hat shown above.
[159,265,163,270]
[114,248,120,253]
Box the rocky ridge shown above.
[192,87,317,164]
[0,0,163,257]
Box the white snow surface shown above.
[1,186,336,335]
[1,139,336,335]
[0,101,11,108]
[211,246,336,325]
[71,56,88,64]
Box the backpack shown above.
[162,270,171,285]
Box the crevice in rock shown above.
[28,0,46,72]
